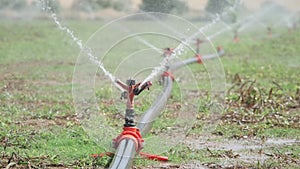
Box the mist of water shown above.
[207,4,272,41]
[141,0,242,86]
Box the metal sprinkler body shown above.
[113,79,152,153]
[115,79,152,127]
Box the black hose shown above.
[109,139,136,169]
[137,76,173,136]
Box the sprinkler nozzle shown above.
[134,81,152,95]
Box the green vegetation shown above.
[0,0,27,10]
[140,0,188,14]
[1,19,299,168]
[205,0,232,15]
[72,0,131,12]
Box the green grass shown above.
[1,19,300,168]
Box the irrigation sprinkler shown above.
[113,79,152,149]
[109,79,152,169]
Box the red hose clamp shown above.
[94,127,169,162]
[195,54,202,64]
[92,152,169,162]
[113,127,144,152]
[91,152,114,158]
[139,152,168,161]
[162,71,175,81]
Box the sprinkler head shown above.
[133,81,152,95]
[163,47,174,57]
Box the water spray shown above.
[41,0,237,168]
[38,0,116,85]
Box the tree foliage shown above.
[0,0,27,10]
[205,0,231,15]
[261,0,288,13]
[140,0,188,14]
[72,0,131,12]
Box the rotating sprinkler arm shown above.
[116,79,135,109]
[134,81,152,95]
[115,79,129,91]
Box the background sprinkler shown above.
[163,47,175,58]
[233,29,239,43]
[267,26,273,38]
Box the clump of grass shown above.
[215,74,300,139]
